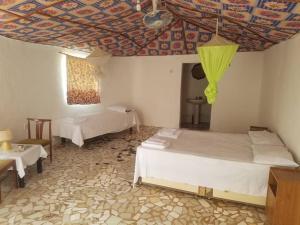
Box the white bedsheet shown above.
[134,130,274,197]
[53,109,140,147]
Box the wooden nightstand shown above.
[249,126,270,131]
[266,167,300,225]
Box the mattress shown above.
[134,130,272,197]
[53,109,139,147]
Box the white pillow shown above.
[252,144,299,167]
[107,105,131,113]
[248,130,284,146]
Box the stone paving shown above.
[0,126,266,225]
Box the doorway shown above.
[180,63,211,130]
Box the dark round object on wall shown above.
[191,63,206,80]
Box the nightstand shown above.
[266,167,300,225]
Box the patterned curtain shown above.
[67,55,100,105]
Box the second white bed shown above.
[53,109,140,147]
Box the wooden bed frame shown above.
[138,177,266,206]
[136,126,272,207]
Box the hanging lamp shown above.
[197,18,239,104]
[86,48,111,77]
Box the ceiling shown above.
[0,0,299,56]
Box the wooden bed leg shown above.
[37,158,43,173]
[18,176,25,188]
[61,137,66,144]
[137,177,142,186]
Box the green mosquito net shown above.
[197,35,239,104]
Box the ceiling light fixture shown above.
[143,0,173,29]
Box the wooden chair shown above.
[18,118,53,162]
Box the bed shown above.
[53,108,139,147]
[134,129,298,206]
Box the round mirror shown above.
[191,63,206,80]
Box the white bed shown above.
[53,109,139,147]
[134,129,298,205]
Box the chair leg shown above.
[50,143,53,162]
[18,176,25,188]
[13,162,18,188]
[37,158,43,173]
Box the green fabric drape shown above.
[197,36,239,104]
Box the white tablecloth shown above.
[0,144,48,178]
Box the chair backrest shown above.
[27,118,52,141]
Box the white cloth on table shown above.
[53,108,140,147]
[0,144,47,178]
[134,130,291,197]
[157,128,182,139]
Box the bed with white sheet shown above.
[134,129,298,205]
[53,108,140,147]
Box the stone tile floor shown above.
[0,126,266,225]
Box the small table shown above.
[0,160,18,203]
[0,144,48,188]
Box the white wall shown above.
[259,34,300,161]
[210,53,264,132]
[0,35,264,142]
[110,52,264,133]
[0,36,132,140]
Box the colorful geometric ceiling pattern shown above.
[0,0,299,56]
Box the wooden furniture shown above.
[266,167,300,225]
[0,160,18,203]
[250,126,270,131]
[18,118,52,162]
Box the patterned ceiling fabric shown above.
[0,0,299,56]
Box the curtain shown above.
[67,55,100,105]
[197,35,239,104]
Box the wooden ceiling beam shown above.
[180,19,188,54]
[182,18,238,45]
[0,0,67,24]
[0,8,34,23]
[179,14,262,50]
[36,11,143,48]
[169,8,279,46]
[165,0,295,34]
[58,32,113,47]
[187,17,265,48]
[34,29,82,43]
[166,1,278,44]
[168,8,239,43]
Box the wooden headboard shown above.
[249,126,270,132]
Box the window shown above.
[66,55,100,105]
